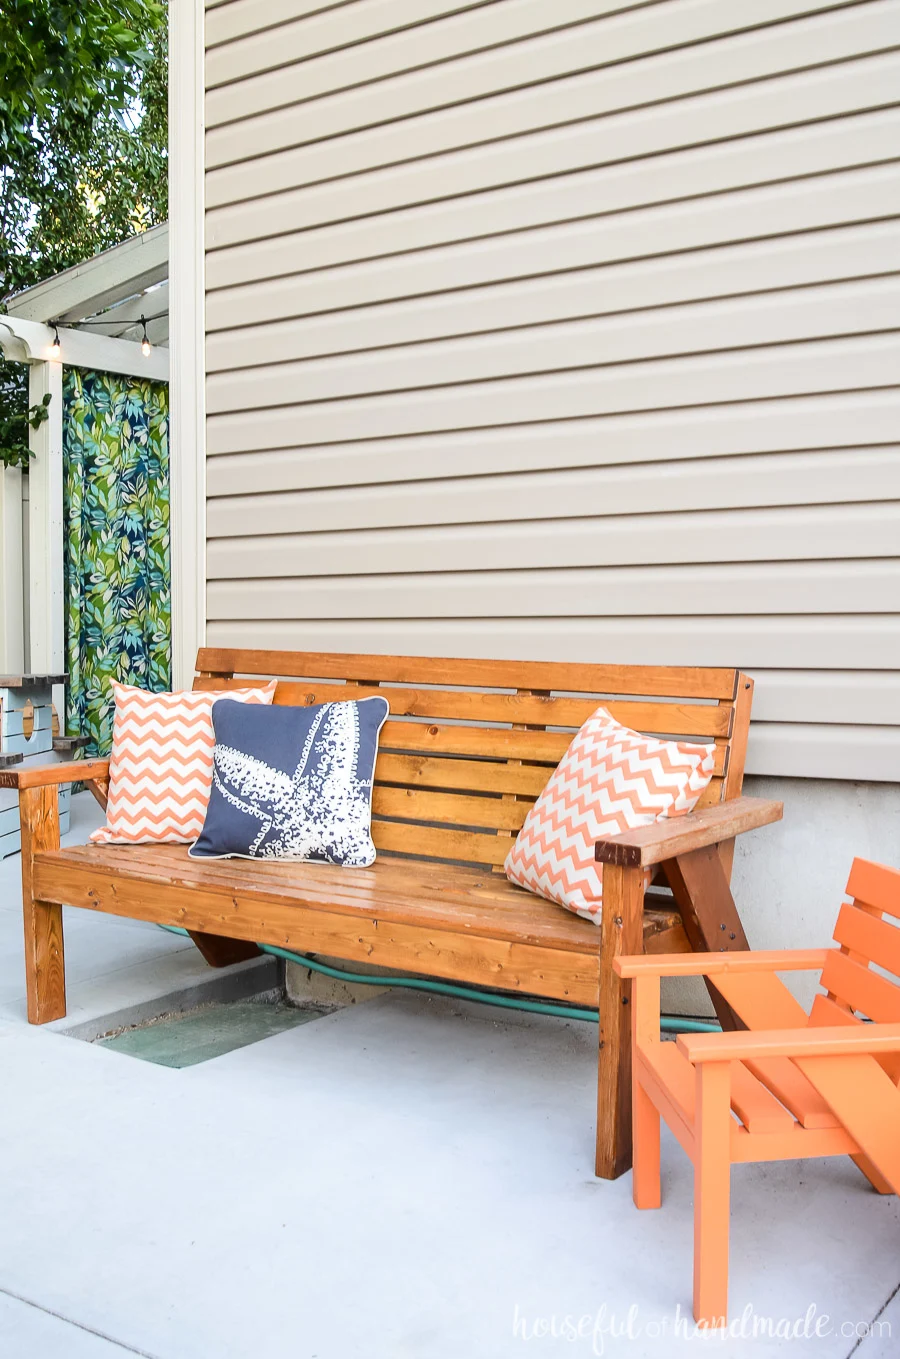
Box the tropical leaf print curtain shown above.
[63,369,171,756]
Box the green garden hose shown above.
[158,924,719,1033]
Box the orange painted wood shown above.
[845,858,900,919]
[693,1061,732,1327]
[613,949,828,979]
[631,975,661,1210]
[627,857,900,1323]
[794,1054,900,1195]
[678,1023,900,1064]
[819,951,900,1023]
[727,1062,793,1134]
[833,902,900,977]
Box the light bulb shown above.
[141,336,151,357]
[50,327,61,359]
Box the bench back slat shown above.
[194,648,750,872]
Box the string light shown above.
[48,314,157,356]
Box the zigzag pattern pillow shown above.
[90,682,276,845]
[505,707,715,923]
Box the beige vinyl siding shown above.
[203,0,900,782]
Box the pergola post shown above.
[27,356,65,678]
[0,462,25,672]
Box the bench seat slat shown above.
[32,844,686,958]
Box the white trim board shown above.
[0,317,169,381]
[168,0,207,688]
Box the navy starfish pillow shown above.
[190,696,389,865]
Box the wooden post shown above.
[19,783,66,1023]
[596,861,645,1178]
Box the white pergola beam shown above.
[0,317,169,381]
[5,223,168,324]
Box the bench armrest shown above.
[594,795,783,868]
[613,948,829,980]
[678,1022,900,1065]
[0,758,110,790]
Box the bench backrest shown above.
[194,649,753,872]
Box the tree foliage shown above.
[0,0,167,467]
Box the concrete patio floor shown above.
[0,794,898,1358]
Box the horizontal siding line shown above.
[204,395,900,487]
[205,159,900,304]
[207,111,900,258]
[205,0,658,95]
[204,332,900,420]
[204,0,865,128]
[204,146,900,263]
[204,55,900,242]
[205,450,900,520]
[205,110,900,289]
[203,503,900,573]
[206,386,900,456]
[204,266,900,374]
[204,557,900,580]
[205,0,494,55]
[206,0,507,76]
[205,0,896,169]
[204,212,900,331]
[205,0,368,47]
[206,445,900,499]
[205,43,897,185]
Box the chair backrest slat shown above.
[194,648,750,872]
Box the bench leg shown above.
[596,862,645,1179]
[19,786,66,1024]
[693,1062,732,1327]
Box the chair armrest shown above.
[613,948,829,980]
[678,1022,900,1064]
[595,795,783,868]
[0,758,110,790]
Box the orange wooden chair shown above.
[613,856,900,1327]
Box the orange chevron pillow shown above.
[90,682,276,845]
[505,707,715,923]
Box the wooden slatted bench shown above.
[1,648,783,1178]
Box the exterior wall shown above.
[203,0,900,783]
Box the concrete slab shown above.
[0,1290,147,1358]
[0,792,896,1359]
[1,993,899,1359]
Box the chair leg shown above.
[633,1078,661,1209]
[693,1062,732,1327]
